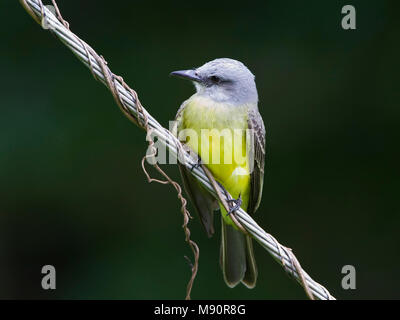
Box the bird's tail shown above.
[220,215,257,288]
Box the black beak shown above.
[170,69,202,83]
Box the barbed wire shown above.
[20,0,336,300]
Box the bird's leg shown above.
[190,154,202,171]
[215,182,243,215]
[214,181,242,215]
[226,193,242,216]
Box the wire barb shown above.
[20,0,335,300]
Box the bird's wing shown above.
[172,100,218,237]
[247,107,266,215]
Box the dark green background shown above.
[0,0,399,299]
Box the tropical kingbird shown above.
[171,58,265,288]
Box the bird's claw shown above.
[226,194,242,216]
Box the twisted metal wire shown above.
[20,0,336,300]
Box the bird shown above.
[170,58,265,289]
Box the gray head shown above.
[171,58,258,105]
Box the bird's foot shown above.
[226,194,242,216]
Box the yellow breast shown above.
[178,95,252,213]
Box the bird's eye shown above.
[210,75,221,83]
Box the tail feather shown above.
[220,215,258,288]
[242,236,258,288]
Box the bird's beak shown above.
[170,69,202,83]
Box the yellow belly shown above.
[178,95,251,224]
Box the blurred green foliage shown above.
[0,0,399,299]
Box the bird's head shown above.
[170,58,258,105]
